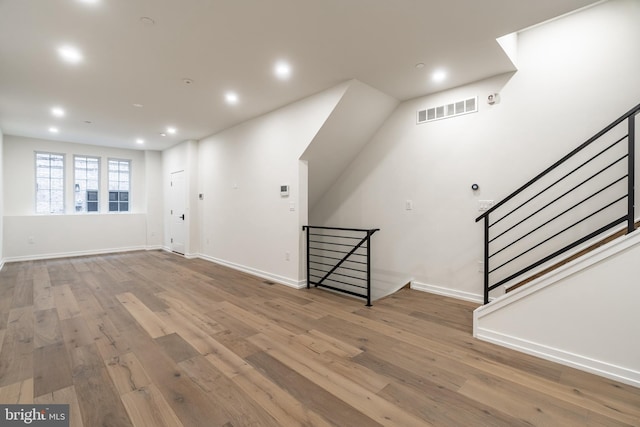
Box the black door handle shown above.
[180,214,185,220]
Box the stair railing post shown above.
[484,215,490,304]
[303,226,310,288]
[366,230,372,307]
[628,115,636,234]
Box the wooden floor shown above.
[0,251,638,426]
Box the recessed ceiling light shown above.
[49,127,59,133]
[51,107,65,117]
[160,133,167,137]
[182,78,194,85]
[274,61,292,80]
[167,127,177,134]
[139,16,155,26]
[415,63,425,69]
[84,120,92,124]
[132,103,143,108]
[432,70,447,82]
[77,0,100,4]
[225,92,239,105]
[136,138,145,144]
[57,45,83,64]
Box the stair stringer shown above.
[473,230,640,388]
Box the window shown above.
[35,152,65,214]
[74,155,100,213]
[108,159,130,212]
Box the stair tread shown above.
[506,221,640,293]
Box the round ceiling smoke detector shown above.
[182,78,194,85]
[139,17,155,26]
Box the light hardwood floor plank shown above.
[53,284,82,320]
[69,343,133,427]
[0,306,34,388]
[116,292,175,339]
[35,385,84,427]
[34,342,73,397]
[249,332,433,427]
[0,378,34,404]
[34,308,63,348]
[104,352,152,395]
[121,384,184,427]
[0,251,637,427]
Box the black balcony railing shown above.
[302,226,379,306]
[476,102,640,304]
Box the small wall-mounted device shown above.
[471,183,479,191]
[487,93,499,105]
[280,184,289,197]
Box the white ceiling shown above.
[0,0,600,151]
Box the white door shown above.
[169,171,186,255]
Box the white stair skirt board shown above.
[476,329,640,388]
[411,281,484,304]
[197,253,306,289]
[474,231,640,388]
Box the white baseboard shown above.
[476,328,640,388]
[145,245,164,251]
[197,253,306,289]
[411,280,484,304]
[3,246,149,263]
[0,259,4,271]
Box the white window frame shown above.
[73,155,101,213]
[107,158,131,212]
[35,151,65,214]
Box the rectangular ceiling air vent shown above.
[417,96,478,124]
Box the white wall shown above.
[475,232,640,387]
[145,150,164,248]
[311,0,640,301]
[3,135,156,260]
[195,84,346,287]
[4,214,147,260]
[0,128,3,268]
[301,80,398,209]
[162,139,200,255]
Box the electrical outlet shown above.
[477,261,484,273]
[285,251,290,261]
[405,200,413,210]
[28,236,35,244]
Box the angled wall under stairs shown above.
[474,229,640,388]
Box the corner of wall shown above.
[0,127,4,270]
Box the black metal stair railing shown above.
[476,102,640,304]
[302,226,379,306]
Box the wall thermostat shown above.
[280,184,289,197]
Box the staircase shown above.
[505,219,640,293]
[476,102,640,303]
[472,102,640,388]
[302,225,380,306]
